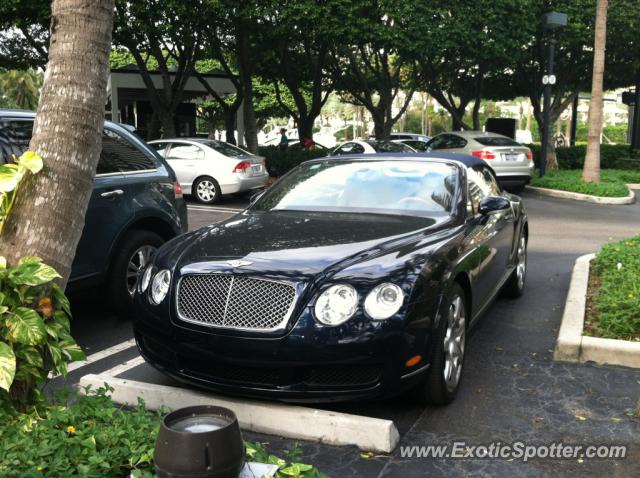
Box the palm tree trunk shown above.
[0,0,114,284]
[582,0,609,183]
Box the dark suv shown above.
[0,110,188,314]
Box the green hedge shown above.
[528,143,640,170]
[529,169,640,197]
[258,146,329,176]
[586,236,640,340]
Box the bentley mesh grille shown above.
[176,274,296,331]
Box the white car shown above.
[332,139,416,156]
[149,138,269,204]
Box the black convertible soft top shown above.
[323,152,489,168]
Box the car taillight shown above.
[526,151,533,161]
[471,150,496,160]
[232,161,251,173]
[174,181,183,198]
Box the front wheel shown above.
[417,283,467,406]
[108,230,164,316]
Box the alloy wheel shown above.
[126,245,157,297]
[516,236,527,290]
[443,294,466,391]
[196,180,217,202]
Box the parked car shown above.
[149,139,269,204]
[394,139,430,151]
[0,110,188,315]
[425,131,534,192]
[134,153,528,404]
[390,132,431,142]
[332,139,416,155]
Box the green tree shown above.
[0,1,50,69]
[411,0,536,131]
[0,69,42,110]
[113,0,207,138]
[330,0,419,140]
[259,0,343,141]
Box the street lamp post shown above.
[539,12,568,178]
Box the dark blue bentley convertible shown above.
[133,154,528,405]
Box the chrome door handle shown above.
[101,189,124,198]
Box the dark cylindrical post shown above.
[632,73,640,150]
[540,40,555,177]
[570,95,579,146]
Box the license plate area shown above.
[502,153,520,161]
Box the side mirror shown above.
[249,188,266,205]
[478,196,510,215]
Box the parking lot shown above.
[56,191,640,477]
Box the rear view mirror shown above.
[478,196,510,215]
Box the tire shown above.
[107,229,164,317]
[193,176,221,204]
[417,283,467,406]
[505,184,525,194]
[502,233,527,298]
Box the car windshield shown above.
[366,141,413,153]
[252,160,458,217]
[199,140,251,157]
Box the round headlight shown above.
[364,283,404,320]
[150,269,171,304]
[314,284,358,326]
[140,265,154,293]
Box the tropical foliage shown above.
[0,152,84,412]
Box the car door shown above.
[70,130,133,280]
[164,142,205,194]
[0,117,126,282]
[465,165,515,312]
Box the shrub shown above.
[0,387,328,478]
[586,236,640,340]
[528,143,640,170]
[258,146,328,177]
[529,169,640,197]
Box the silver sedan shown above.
[425,131,534,191]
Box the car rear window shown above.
[200,140,249,158]
[474,136,521,147]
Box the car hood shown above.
[170,211,449,278]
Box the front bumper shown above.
[133,303,431,403]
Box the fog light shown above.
[154,405,245,478]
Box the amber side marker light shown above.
[405,355,422,367]
[154,405,245,478]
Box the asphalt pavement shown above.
[58,191,640,478]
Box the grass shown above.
[530,169,640,197]
[0,387,327,478]
[584,236,640,341]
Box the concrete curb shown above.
[527,185,636,205]
[553,253,640,368]
[79,374,400,453]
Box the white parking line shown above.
[49,338,137,378]
[187,205,243,213]
[101,355,146,377]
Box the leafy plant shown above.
[0,256,85,411]
[0,151,85,411]
[0,150,44,235]
[258,146,328,177]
